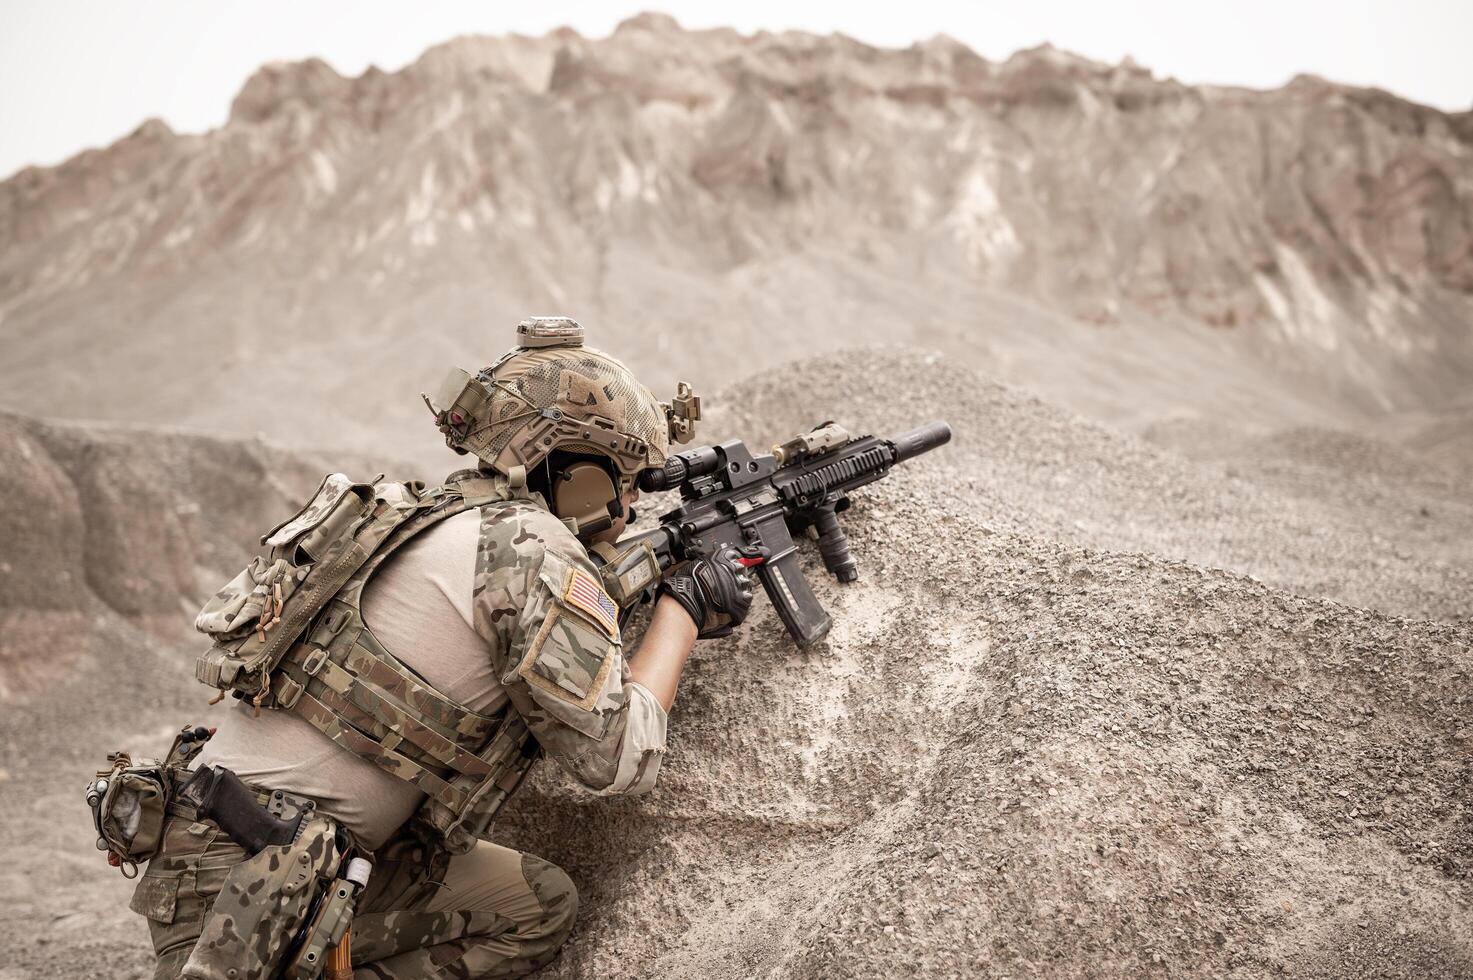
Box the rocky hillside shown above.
[1,352,1468,978]
[0,411,392,699]
[1,14,1470,467]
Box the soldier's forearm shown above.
[628,595,698,710]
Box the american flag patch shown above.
[564,567,619,637]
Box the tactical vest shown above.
[193,472,539,854]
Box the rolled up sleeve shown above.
[608,680,667,795]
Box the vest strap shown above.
[278,648,494,780]
[276,681,469,813]
[340,640,505,739]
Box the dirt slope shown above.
[1,352,1467,979]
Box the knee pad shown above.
[520,854,579,942]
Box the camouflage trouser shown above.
[135,815,578,979]
[350,830,578,979]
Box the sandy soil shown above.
[1,351,1467,979]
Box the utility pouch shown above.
[193,474,384,705]
[86,753,169,876]
[180,813,345,980]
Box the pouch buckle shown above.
[276,676,304,710]
[301,648,329,678]
[307,605,351,649]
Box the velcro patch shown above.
[563,567,619,637]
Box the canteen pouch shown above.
[180,813,345,980]
[87,754,169,875]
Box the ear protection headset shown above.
[552,461,624,537]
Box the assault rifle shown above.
[605,420,951,646]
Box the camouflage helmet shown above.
[424,317,700,492]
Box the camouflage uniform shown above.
[132,317,687,977]
[135,485,664,978]
[350,835,578,980]
[138,818,579,980]
[470,498,666,795]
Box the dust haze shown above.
[0,13,1470,979]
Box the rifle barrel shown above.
[890,421,952,463]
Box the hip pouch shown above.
[88,725,218,877]
[86,753,170,876]
[180,811,347,980]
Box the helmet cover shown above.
[424,317,700,490]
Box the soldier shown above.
[130,317,756,978]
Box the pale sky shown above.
[2,1,1470,180]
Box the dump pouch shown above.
[87,754,170,875]
[196,474,376,639]
[194,474,383,703]
[194,556,300,640]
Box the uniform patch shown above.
[563,567,619,637]
[519,605,617,718]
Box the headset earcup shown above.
[553,462,618,535]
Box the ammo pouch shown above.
[194,474,382,706]
[180,811,347,980]
[87,753,169,876]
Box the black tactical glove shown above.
[661,546,763,639]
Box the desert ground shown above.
[1,15,1470,980]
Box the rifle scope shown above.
[638,446,721,492]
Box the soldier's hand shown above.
[661,546,762,639]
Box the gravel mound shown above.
[1,352,1468,978]
[709,349,1473,621]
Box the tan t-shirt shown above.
[196,509,506,849]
